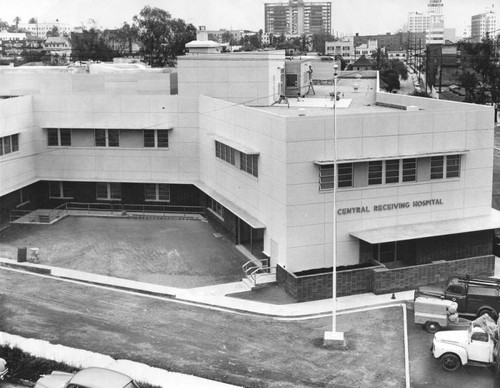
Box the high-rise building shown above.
[407,0,445,44]
[264,0,332,36]
[471,8,496,43]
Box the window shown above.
[144,129,169,148]
[368,161,383,185]
[446,155,461,178]
[430,156,444,179]
[385,159,400,184]
[319,165,334,190]
[3,137,11,154]
[0,134,20,155]
[95,129,119,147]
[49,181,73,198]
[209,198,224,218]
[47,128,59,146]
[378,242,396,263]
[96,183,121,200]
[338,163,353,188]
[215,141,235,165]
[144,184,170,202]
[471,331,489,342]
[108,129,119,147]
[47,128,71,146]
[240,153,258,177]
[11,134,19,152]
[60,129,71,146]
[402,158,417,182]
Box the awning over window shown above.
[212,135,259,155]
[194,181,266,229]
[313,149,468,165]
[350,209,500,244]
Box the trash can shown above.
[17,247,27,262]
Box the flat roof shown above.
[350,209,500,244]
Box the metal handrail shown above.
[249,265,277,286]
[123,203,205,217]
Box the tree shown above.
[46,26,59,38]
[380,69,400,92]
[311,32,334,54]
[133,6,195,67]
[387,59,408,80]
[0,19,8,31]
[70,29,116,62]
[371,47,387,70]
[13,16,20,31]
[460,36,500,111]
[112,22,139,55]
[28,17,37,24]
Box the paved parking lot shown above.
[0,216,248,289]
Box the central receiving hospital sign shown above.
[337,198,443,215]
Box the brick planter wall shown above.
[276,263,382,302]
[277,255,495,300]
[372,255,495,294]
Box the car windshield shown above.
[124,382,140,388]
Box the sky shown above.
[1,0,499,35]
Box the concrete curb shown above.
[0,259,414,319]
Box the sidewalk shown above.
[0,257,414,317]
[2,256,500,318]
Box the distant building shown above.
[0,32,27,56]
[355,39,378,58]
[407,0,445,44]
[324,38,354,63]
[43,36,71,58]
[18,21,73,38]
[264,0,332,35]
[350,54,373,70]
[387,50,407,62]
[471,8,496,43]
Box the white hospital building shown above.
[0,50,498,301]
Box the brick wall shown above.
[277,263,381,302]
[372,255,495,294]
[278,255,495,300]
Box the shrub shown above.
[0,345,161,388]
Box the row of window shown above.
[47,128,169,148]
[215,141,259,178]
[319,154,462,191]
[0,134,19,156]
[49,182,171,202]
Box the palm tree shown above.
[371,47,387,70]
[13,16,20,31]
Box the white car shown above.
[34,367,140,388]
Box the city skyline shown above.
[1,0,498,35]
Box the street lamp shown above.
[323,63,346,348]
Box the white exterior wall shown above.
[278,95,494,272]
[177,51,284,107]
[0,96,38,197]
[0,71,199,187]
[199,96,288,264]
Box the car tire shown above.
[441,353,461,372]
[424,321,440,334]
[478,308,498,321]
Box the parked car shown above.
[34,367,140,388]
[0,357,7,380]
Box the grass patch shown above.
[0,345,161,388]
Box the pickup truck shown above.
[414,276,500,320]
[432,315,500,371]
